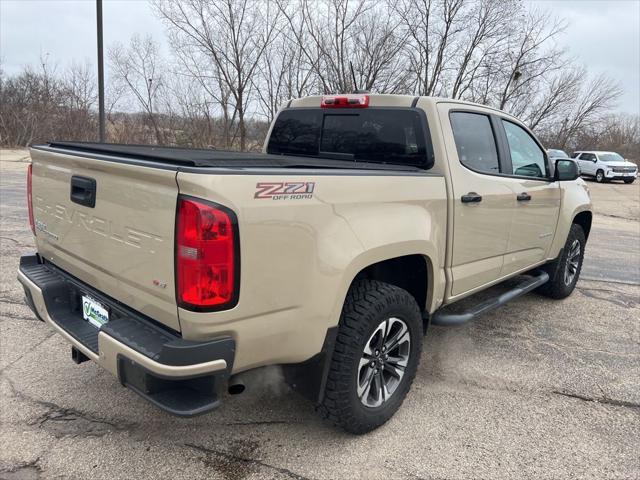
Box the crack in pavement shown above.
[219,420,295,426]
[430,374,640,413]
[0,331,55,374]
[576,286,639,296]
[472,325,640,360]
[577,286,639,308]
[0,236,31,248]
[2,376,138,438]
[580,277,640,287]
[29,407,130,438]
[462,326,640,410]
[389,467,450,480]
[0,155,30,163]
[0,457,43,480]
[0,311,40,322]
[552,390,640,410]
[0,295,26,306]
[595,212,637,221]
[186,442,315,480]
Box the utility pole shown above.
[97,0,105,142]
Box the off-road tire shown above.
[538,224,586,299]
[624,178,635,184]
[595,169,605,183]
[318,280,422,434]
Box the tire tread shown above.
[538,223,585,299]
[318,279,422,434]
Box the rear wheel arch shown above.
[284,254,432,405]
[352,254,432,334]
[355,254,430,311]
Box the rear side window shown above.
[267,109,431,169]
[450,112,500,174]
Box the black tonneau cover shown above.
[39,141,421,172]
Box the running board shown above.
[431,270,549,327]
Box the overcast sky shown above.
[1,0,638,114]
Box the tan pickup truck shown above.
[18,94,592,433]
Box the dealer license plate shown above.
[82,295,109,328]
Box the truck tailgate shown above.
[30,147,180,331]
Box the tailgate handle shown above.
[70,176,97,208]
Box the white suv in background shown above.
[573,151,637,184]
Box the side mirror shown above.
[555,159,580,181]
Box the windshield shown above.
[599,153,625,163]
[267,108,432,169]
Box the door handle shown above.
[461,192,482,203]
[517,192,531,202]
[70,176,97,208]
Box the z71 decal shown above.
[254,182,315,200]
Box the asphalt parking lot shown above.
[1,149,638,480]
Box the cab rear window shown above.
[267,108,433,169]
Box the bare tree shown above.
[393,0,467,96]
[494,10,568,113]
[448,0,514,99]
[0,56,63,145]
[252,20,315,121]
[277,0,408,94]
[524,68,582,131]
[350,9,411,92]
[59,61,98,140]
[153,0,281,150]
[581,114,639,162]
[545,74,623,150]
[0,0,630,156]
[169,41,240,148]
[108,35,167,144]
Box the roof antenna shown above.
[350,61,369,94]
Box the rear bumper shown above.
[17,254,235,417]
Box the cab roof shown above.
[288,94,507,112]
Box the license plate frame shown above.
[81,295,109,328]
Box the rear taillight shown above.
[176,196,239,311]
[27,164,35,235]
[321,94,369,108]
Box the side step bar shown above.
[431,270,549,327]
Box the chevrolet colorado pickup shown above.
[18,94,592,434]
